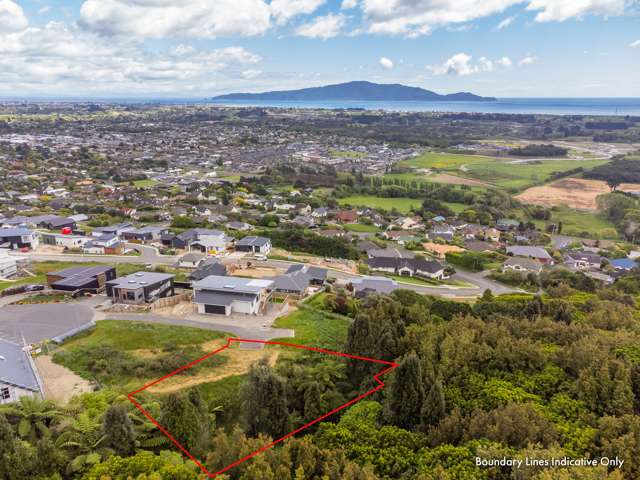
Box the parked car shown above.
[24,284,45,292]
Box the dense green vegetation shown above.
[585,158,640,188]
[508,144,568,157]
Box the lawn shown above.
[272,308,350,350]
[463,158,608,191]
[531,206,619,239]
[400,152,497,170]
[338,195,421,214]
[52,321,227,389]
[343,223,380,233]
[133,179,158,188]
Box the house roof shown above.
[50,266,114,288]
[0,339,40,392]
[351,276,397,294]
[611,258,638,270]
[503,257,543,271]
[107,272,174,289]
[193,290,257,306]
[193,275,273,294]
[506,246,553,260]
[189,262,227,281]
[236,236,271,247]
[0,228,33,237]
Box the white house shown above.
[0,250,18,278]
[193,276,273,316]
[0,339,42,405]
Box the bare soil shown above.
[516,178,640,210]
[145,339,279,393]
[34,355,93,404]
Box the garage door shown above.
[204,304,226,314]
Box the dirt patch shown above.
[516,178,640,211]
[230,266,283,278]
[153,301,195,317]
[430,173,491,187]
[146,339,280,394]
[34,355,93,404]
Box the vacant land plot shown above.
[343,223,380,233]
[516,178,640,210]
[338,195,421,213]
[464,159,608,190]
[531,206,619,239]
[34,355,93,404]
[400,152,496,170]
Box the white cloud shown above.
[241,69,262,79]
[341,0,358,8]
[379,56,393,69]
[270,0,325,24]
[526,0,626,22]
[295,13,346,39]
[79,0,272,38]
[0,0,28,32]
[428,53,513,76]
[356,0,631,37]
[0,21,263,96]
[38,5,50,15]
[518,55,537,65]
[630,39,640,48]
[496,15,515,29]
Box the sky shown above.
[0,0,639,98]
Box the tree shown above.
[384,351,424,430]
[303,382,324,424]
[160,390,210,457]
[421,378,446,431]
[242,359,291,439]
[102,405,135,456]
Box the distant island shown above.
[211,80,496,102]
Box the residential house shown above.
[189,259,228,281]
[121,226,169,243]
[0,250,18,278]
[351,276,398,298]
[40,232,91,250]
[106,272,175,304]
[497,219,520,231]
[335,210,358,223]
[177,253,206,268]
[226,221,254,232]
[365,257,446,280]
[426,226,455,243]
[383,231,421,245]
[502,257,543,274]
[610,258,638,272]
[506,246,554,265]
[235,236,272,255]
[0,339,42,405]
[47,266,117,293]
[38,216,76,231]
[83,234,123,255]
[563,251,604,270]
[192,276,273,316]
[391,216,423,231]
[91,223,134,238]
[0,228,39,250]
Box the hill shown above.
[212,80,495,102]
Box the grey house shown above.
[235,236,272,255]
[0,339,42,405]
[106,272,175,304]
[193,275,273,316]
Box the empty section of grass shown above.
[272,308,350,350]
[531,206,619,239]
[343,223,380,233]
[400,152,496,170]
[337,195,421,213]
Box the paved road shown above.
[0,303,94,344]
[95,312,294,344]
[15,250,517,298]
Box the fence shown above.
[149,292,192,311]
[51,320,96,344]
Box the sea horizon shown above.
[2,96,640,116]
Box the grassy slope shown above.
[400,152,496,170]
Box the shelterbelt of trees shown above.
[4,268,640,479]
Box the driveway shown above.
[0,303,94,344]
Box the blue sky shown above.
[1,0,638,98]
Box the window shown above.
[1,387,10,400]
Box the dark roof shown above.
[189,262,228,281]
[50,266,115,288]
[236,236,270,247]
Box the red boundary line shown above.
[127,337,398,478]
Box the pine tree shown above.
[242,359,291,439]
[421,378,446,430]
[303,381,324,424]
[102,405,136,456]
[160,390,208,456]
[384,351,424,430]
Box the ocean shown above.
[209,97,640,116]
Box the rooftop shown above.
[106,271,174,289]
[193,275,273,294]
[0,339,40,392]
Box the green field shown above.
[343,223,380,233]
[338,195,421,213]
[531,206,619,239]
[463,158,608,190]
[400,152,496,170]
[133,179,158,188]
[272,308,350,350]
